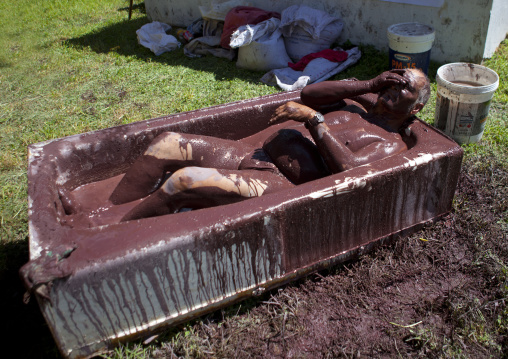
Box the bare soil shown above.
[1,155,507,358]
[154,155,508,358]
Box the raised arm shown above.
[300,71,409,112]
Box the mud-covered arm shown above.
[300,70,409,112]
[269,102,406,173]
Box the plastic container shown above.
[387,22,435,74]
[434,63,499,144]
[177,29,194,43]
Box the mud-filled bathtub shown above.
[21,90,463,358]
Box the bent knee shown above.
[160,167,270,198]
[144,132,193,161]
[160,167,219,193]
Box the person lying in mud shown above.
[111,69,430,221]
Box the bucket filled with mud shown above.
[434,63,499,144]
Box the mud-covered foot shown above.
[110,155,168,205]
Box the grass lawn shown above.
[0,1,506,358]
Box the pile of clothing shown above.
[137,3,361,90]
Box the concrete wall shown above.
[484,0,508,58]
[145,0,506,63]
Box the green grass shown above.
[0,0,277,242]
[463,43,508,164]
[0,1,507,358]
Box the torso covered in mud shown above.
[240,108,408,185]
[62,105,409,227]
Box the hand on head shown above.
[369,70,409,93]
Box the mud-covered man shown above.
[111,69,430,221]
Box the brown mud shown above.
[61,174,143,228]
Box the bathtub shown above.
[21,90,463,358]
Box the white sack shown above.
[229,18,281,48]
[136,22,180,56]
[232,19,292,71]
[236,35,291,71]
[281,5,342,39]
[281,5,343,61]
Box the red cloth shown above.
[220,6,281,49]
[288,49,348,71]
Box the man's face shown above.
[377,70,421,116]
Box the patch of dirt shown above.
[153,156,508,358]
[81,91,97,103]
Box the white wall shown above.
[484,0,508,58]
[145,0,503,63]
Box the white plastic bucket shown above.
[434,63,499,144]
[387,22,435,74]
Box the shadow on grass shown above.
[0,59,12,69]
[64,1,446,88]
[0,239,61,358]
[64,12,267,85]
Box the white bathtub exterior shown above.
[145,0,508,63]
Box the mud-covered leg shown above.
[110,154,171,205]
[110,132,253,204]
[121,167,293,222]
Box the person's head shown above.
[406,69,431,111]
[377,69,430,119]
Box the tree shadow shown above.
[64,14,266,85]
[117,0,147,17]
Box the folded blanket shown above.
[261,47,361,91]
